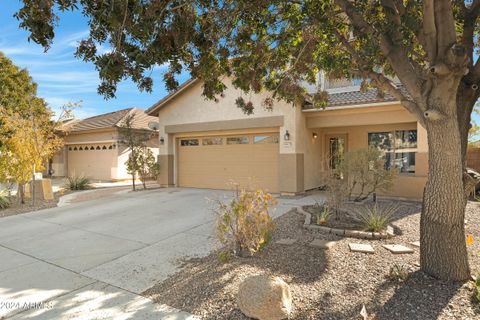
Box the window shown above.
[253,135,279,144]
[227,136,249,144]
[368,129,417,174]
[203,137,223,146]
[180,139,199,146]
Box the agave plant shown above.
[65,174,91,190]
[353,203,398,232]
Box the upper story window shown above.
[368,130,417,174]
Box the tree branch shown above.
[422,0,437,61]
[434,0,457,60]
[333,0,425,108]
[332,29,426,126]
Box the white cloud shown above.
[45,97,99,120]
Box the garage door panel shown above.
[177,133,278,192]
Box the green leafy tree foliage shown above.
[15,0,480,280]
[118,113,157,190]
[125,147,160,190]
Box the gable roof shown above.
[62,108,158,133]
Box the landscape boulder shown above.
[237,274,292,320]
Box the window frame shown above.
[368,129,418,175]
[180,139,200,147]
[226,136,250,145]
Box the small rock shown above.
[275,238,297,245]
[349,243,375,254]
[382,244,414,254]
[237,275,292,320]
[309,239,336,249]
[409,241,420,247]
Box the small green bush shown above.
[0,190,11,209]
[65,175,91,190]
[474,274,480,303]
[386,264,409,282]
[353,203,397,232]
[214,187,277,257]
[217,251,231,263]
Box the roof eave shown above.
[302,100,400,113]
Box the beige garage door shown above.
[177,133,279,192]
[67,144,117,180]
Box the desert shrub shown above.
[0,190,11,209]
[337,147,396,202]
[316,204,331,225]
[66,174,91,190]
[322,173,349,217]
[214,187,277,257]
[474,274,480,303]
[386,264,409,282]
[353,203,397,232]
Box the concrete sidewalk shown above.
[0,188,319,319]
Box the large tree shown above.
[15,1,480,280]
[0,52,63,203]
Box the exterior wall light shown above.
[312,132,318,139]
[284,130,291,141]
[160,137,165,145]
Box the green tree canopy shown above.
[14,0,480,281]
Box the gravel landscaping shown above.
[144,200,480,320]
[0,192,64,218]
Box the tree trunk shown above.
[18,183,25,204]
[420,80,470,281]
[132,172,136,191]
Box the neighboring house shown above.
[146,75,428,199]
[51,108,159,181]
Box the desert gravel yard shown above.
[145,200,480,320]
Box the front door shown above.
[326,134,347,170]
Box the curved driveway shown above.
[0,188,317,319]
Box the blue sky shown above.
[0,1,190,119]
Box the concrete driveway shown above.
[0,188,318,319]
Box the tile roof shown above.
[327,88,398,107]
[62,108,158,132]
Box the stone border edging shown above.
[297,206,394,240]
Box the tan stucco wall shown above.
[155,78,303,192]
[153,78,428,198]
[156,79,301,155]
[58,128,159,181]
[308,120,427,199]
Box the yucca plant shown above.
[0,190,11,209]
[65,174,91,190]
[353,203,397,232]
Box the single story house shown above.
[146,76,427,199]
[51,108,159,181]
